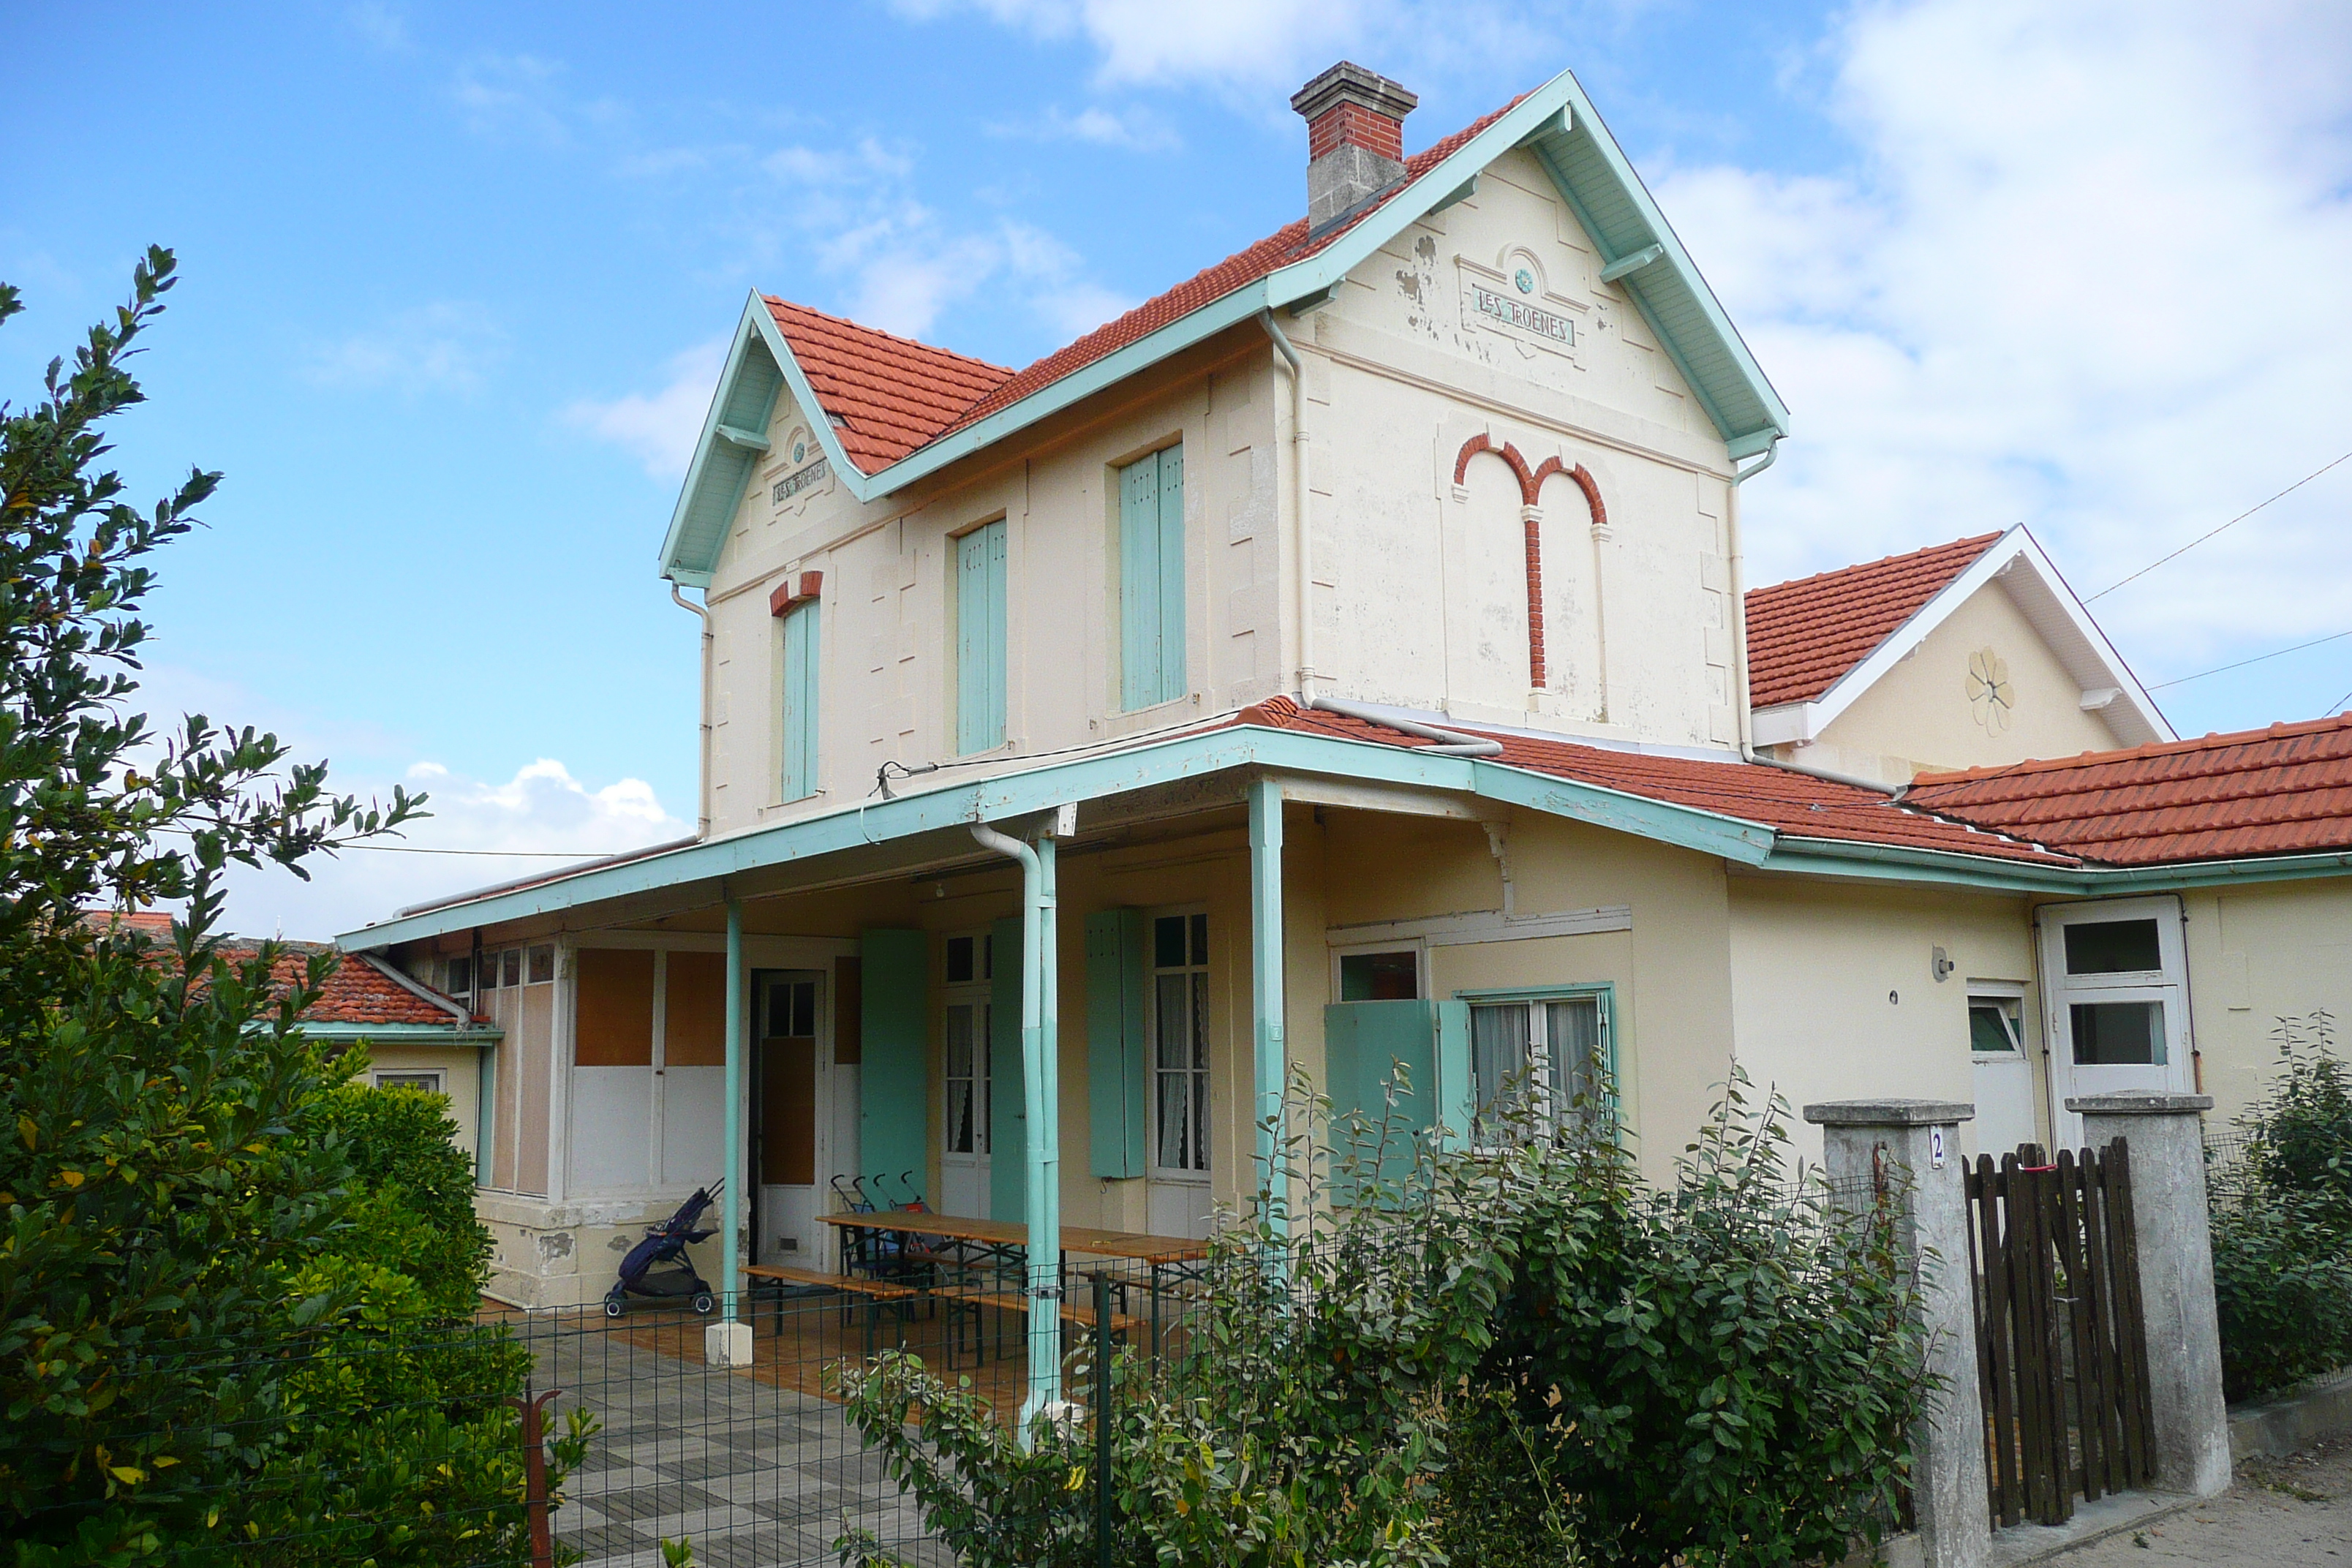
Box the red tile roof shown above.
[1746,532,2004,709]
[764,97,1523,478]
[1233,696,2078,866]
[1905,712,2352,866]
[90,915,482,1028]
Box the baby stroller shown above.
[603,1182,723,1319]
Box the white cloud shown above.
[221,758,690,941]
[345,1,410,52]
[759,141,1137,342]
[1650,0,2352,698]
[451,53,622,146]
[562,336,728,480]
[987,104,1182,151]
[301,301,506,394]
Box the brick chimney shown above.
[1292,61,1418,236]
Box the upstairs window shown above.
[1119,444,1186,711]
[780,596,821,799]
[956,520,1007,755]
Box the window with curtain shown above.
[1466,989,1609,1140]
[1118,444,1186,711]
[955,520,1007,754]
[1150,911,1210,1176]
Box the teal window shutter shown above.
[956,521,1007,754]
[781,598,820,799]
[987,915,1026,1222]
[1118,444,1185,710]
[1433,999,1473,1153]
[1322,998,1442,1189]
[1084,909,1147,1178]
[858,929,930,1199]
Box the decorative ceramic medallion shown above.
[1967,647,2014,735]
[1514,268,1535,295]
[792,440,806,464]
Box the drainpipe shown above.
[1259,311,1316,705]
[1307,695,1503,756]
[970,816,1063,1434]
[669,581,715,838]
[1724,445,1897,798]
[1245,777,1287,1237]
[722,892,744,1322]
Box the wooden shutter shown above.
[1085,908,1147,1178]
[956,521,1006,754]
[781,599,821,799]
[1120,445,1186,710]
[1433,999,1473,1153]
[858,929,928,1199]
[988,915,1026,1221]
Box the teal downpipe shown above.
[723,894,745,1322]
[970,819,1062,1435]
[1247,777,1286,1229]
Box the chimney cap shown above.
[1290,61,1418,126]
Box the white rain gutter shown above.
[1259,312,1316,704]
[670,581,715,838]
[1308,695,1504,756]
[969,815,1066,1436]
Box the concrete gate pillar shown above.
[2068,1090,2231,1499]
[1805,1098,1989,1568]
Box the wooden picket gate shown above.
[1964,1141,2157,1529]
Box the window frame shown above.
[372,1068,447,1094]
[941,928,994,1163]
[1329,938,1426,1003]
[1450,981,1616,1142]
[1145,904,1213,1185]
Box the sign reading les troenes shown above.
[1469,283,1574,347]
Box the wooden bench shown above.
[743,1264,919,1352]
[938,1287,1146,1368]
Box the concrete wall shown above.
[2168,878,2352,1128]
[1729,875,2042,1166]
[1794,581,2125,786]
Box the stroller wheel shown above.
[603,1291,625,1319]
[691,1291,716,1315]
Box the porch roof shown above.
[336,703,2117,953]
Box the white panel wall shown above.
[568,1066,652,1192]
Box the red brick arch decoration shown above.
[1453,435,1607,688]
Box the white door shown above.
[1969,992,2038,1157]
[1147,912,1213,1239]
[756,971,825,1264]
[2040,898,2194,1147]
[939,995,991,1218]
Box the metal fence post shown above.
[1096,1271,1114,1568]
[510,1382,561,1568]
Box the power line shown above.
[2145,627,2352,690]
[2086,446,2352,602]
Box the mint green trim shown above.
[714,423,770,452]
[658,69,1790,583]
[293,1022,500,1046]
[1248,776,1286,1222]
[1451,981,1619,1130]
[1763,838,2352,896]
[722,896,744,1320]
[657,302,788,589]
[338,727,1785,951]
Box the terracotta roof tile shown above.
[1232,696,2077,867]
[766,97,1523,478]
[1745,532,2005,708]
[1907,712,2352,866]
[92,917,483,1028]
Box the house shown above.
[333,61,2352,1316]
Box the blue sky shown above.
[6,1,2350,935]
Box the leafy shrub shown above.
[836,1067,1930,1568]
[0,252,578,1565]
[2209,1013,2352,1402]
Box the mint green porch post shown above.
[723,894,745,1321]
[1247,777,1286,1228]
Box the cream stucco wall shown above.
[2161,879,2352,1128]
[1728,875,2043,1166]
[361,1041,487,1166]
[1793,581,2125,785]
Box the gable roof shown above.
[1232,696,2078,867]
[1747,532,2004,708]
[660,67,1790,586]
[1907,712,2352,866]
[1746,525,2174,751]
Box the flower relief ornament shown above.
[1967,647,2014,736]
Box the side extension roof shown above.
[658,67,1791,587]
